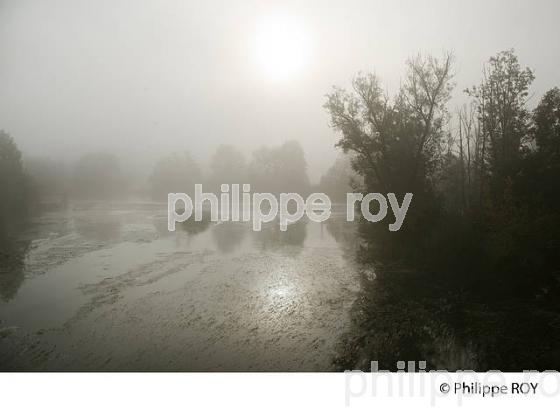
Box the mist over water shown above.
[1,0,560,373]
[0,203,360,370]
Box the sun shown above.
[252,17,310,81]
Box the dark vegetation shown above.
[0,131,33,238]
[325,50,560,371]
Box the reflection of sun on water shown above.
[262,268,300,310]
[268,283,297,300]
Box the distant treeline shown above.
[0,135,357,235]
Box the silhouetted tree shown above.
[329,50,560,373]
[455,104,478,210]
[324,53,454,265]
[466,49,535,197]
[533,87,560,161]
[324,53,454,196]
[519,87,560,209]
[0,131,30,235]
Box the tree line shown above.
[325,49,560,370]
[325,49,560,300]
[0,137,317,236]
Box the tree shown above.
[324,54,454,266]
[149,152,202,200]
[248,140,310,194]
[25,157,69,198]
[466,49,535,195]
[208,145,247,191]
[533,87,560,161]
[0,131,30,234]
[400,53,455,188]
[318,155,360,202]
[524,87,560,206]
[458,104,479,208]
[324,53,454,196]
[72,152,125,199]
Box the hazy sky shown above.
[1,0,559,181]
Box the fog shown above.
[2,0,560,374]
[1,0,559,181]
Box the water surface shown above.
[0,202,360,370]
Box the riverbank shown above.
[334,267,560,371]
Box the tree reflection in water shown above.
[0,235,29,302]
[74,215,122,243]
[252,219,307,254]
[211,222,246,253]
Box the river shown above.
[0,202,361,371]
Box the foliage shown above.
[248,140,310,194]
[465,49,535,195]
[324,53,455,266]
[149,152,203,200]
[0,131,31,235]
[72,152,125,200]
[208,145,248,191]
[327,50,560,370]
[24,157,69,198]
[317,155,360,202]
